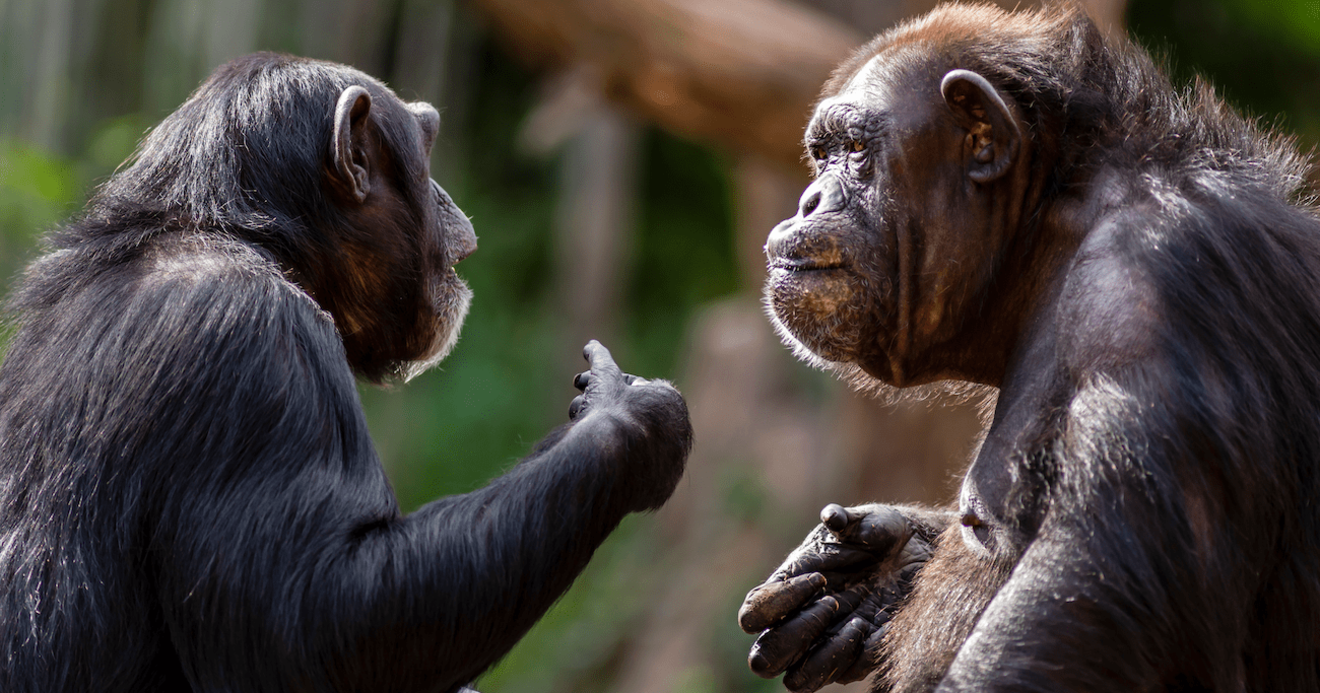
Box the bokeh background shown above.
[1,0,1318,691]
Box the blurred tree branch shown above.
[474,0,862,174]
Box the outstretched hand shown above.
[568,340,651,420]
[563,340,692,513]
[739,504,931,692]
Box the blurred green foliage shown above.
[0,140,80,350]
[1128,0,1320,144]
[0,142,80,248]
[1218,0,1320,54]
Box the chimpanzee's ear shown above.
[331,85,373,205]
[941,69,1022,184]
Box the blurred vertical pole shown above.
[298,0,350,61]
[389,0,462,185]
[0,2,18,136]
[19,0,75,151]
[298,0,398,75]
[391,0,455,103]
[522,68,641,370]
[142,0,258,128]
[141,0,213,113]
[551,108,639,358]
[202,0,261,72]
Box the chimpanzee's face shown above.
[392,97,477,382]
[764,51,1023,390]
[322,81,477,383]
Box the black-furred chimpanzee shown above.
[0,54,691,693]
[738,4,1320,692]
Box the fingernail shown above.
[821,504,853,532]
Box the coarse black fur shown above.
[746,4,1320,692]
[883,8,1320,691]
[0,53,692,693]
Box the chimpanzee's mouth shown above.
[771,258,846,273]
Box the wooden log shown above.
[475,0,862,173]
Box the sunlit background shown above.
[1,0,1318,691]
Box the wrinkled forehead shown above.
[834,42,937,102]
[809,46,938,134]
[809,55,891,134]
[841,53,890,95]
[816,53,897,116]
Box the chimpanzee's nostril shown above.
[801,190,822,217]
[796,174,846,219]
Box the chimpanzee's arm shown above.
[148,271,690,692]
[935,372,1240,693]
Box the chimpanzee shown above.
[0,53,692,693]
[738,4,1320,692]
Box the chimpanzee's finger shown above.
[783,616,871,692]
[828,582,868,614]
[820,504,861,533]
[847,590,883,623]
[780,544,877,578]
[582,340,621,377]
[867,580,910,615]
[748,595,843,678]
[739,572,826,633]
[835,622,887,683]
[898,560,923,585]
[820,504,911,555]
[851,506,911,550]
[573,371,591,391]
[568,395,585,420]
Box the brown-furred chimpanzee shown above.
[0,53,691,693]
[738,4,1320,692]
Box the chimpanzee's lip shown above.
[770,257,846,273]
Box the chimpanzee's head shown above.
[102,53,477,382]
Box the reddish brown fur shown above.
[820,4,1077,102]
[880,526,1014,693]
